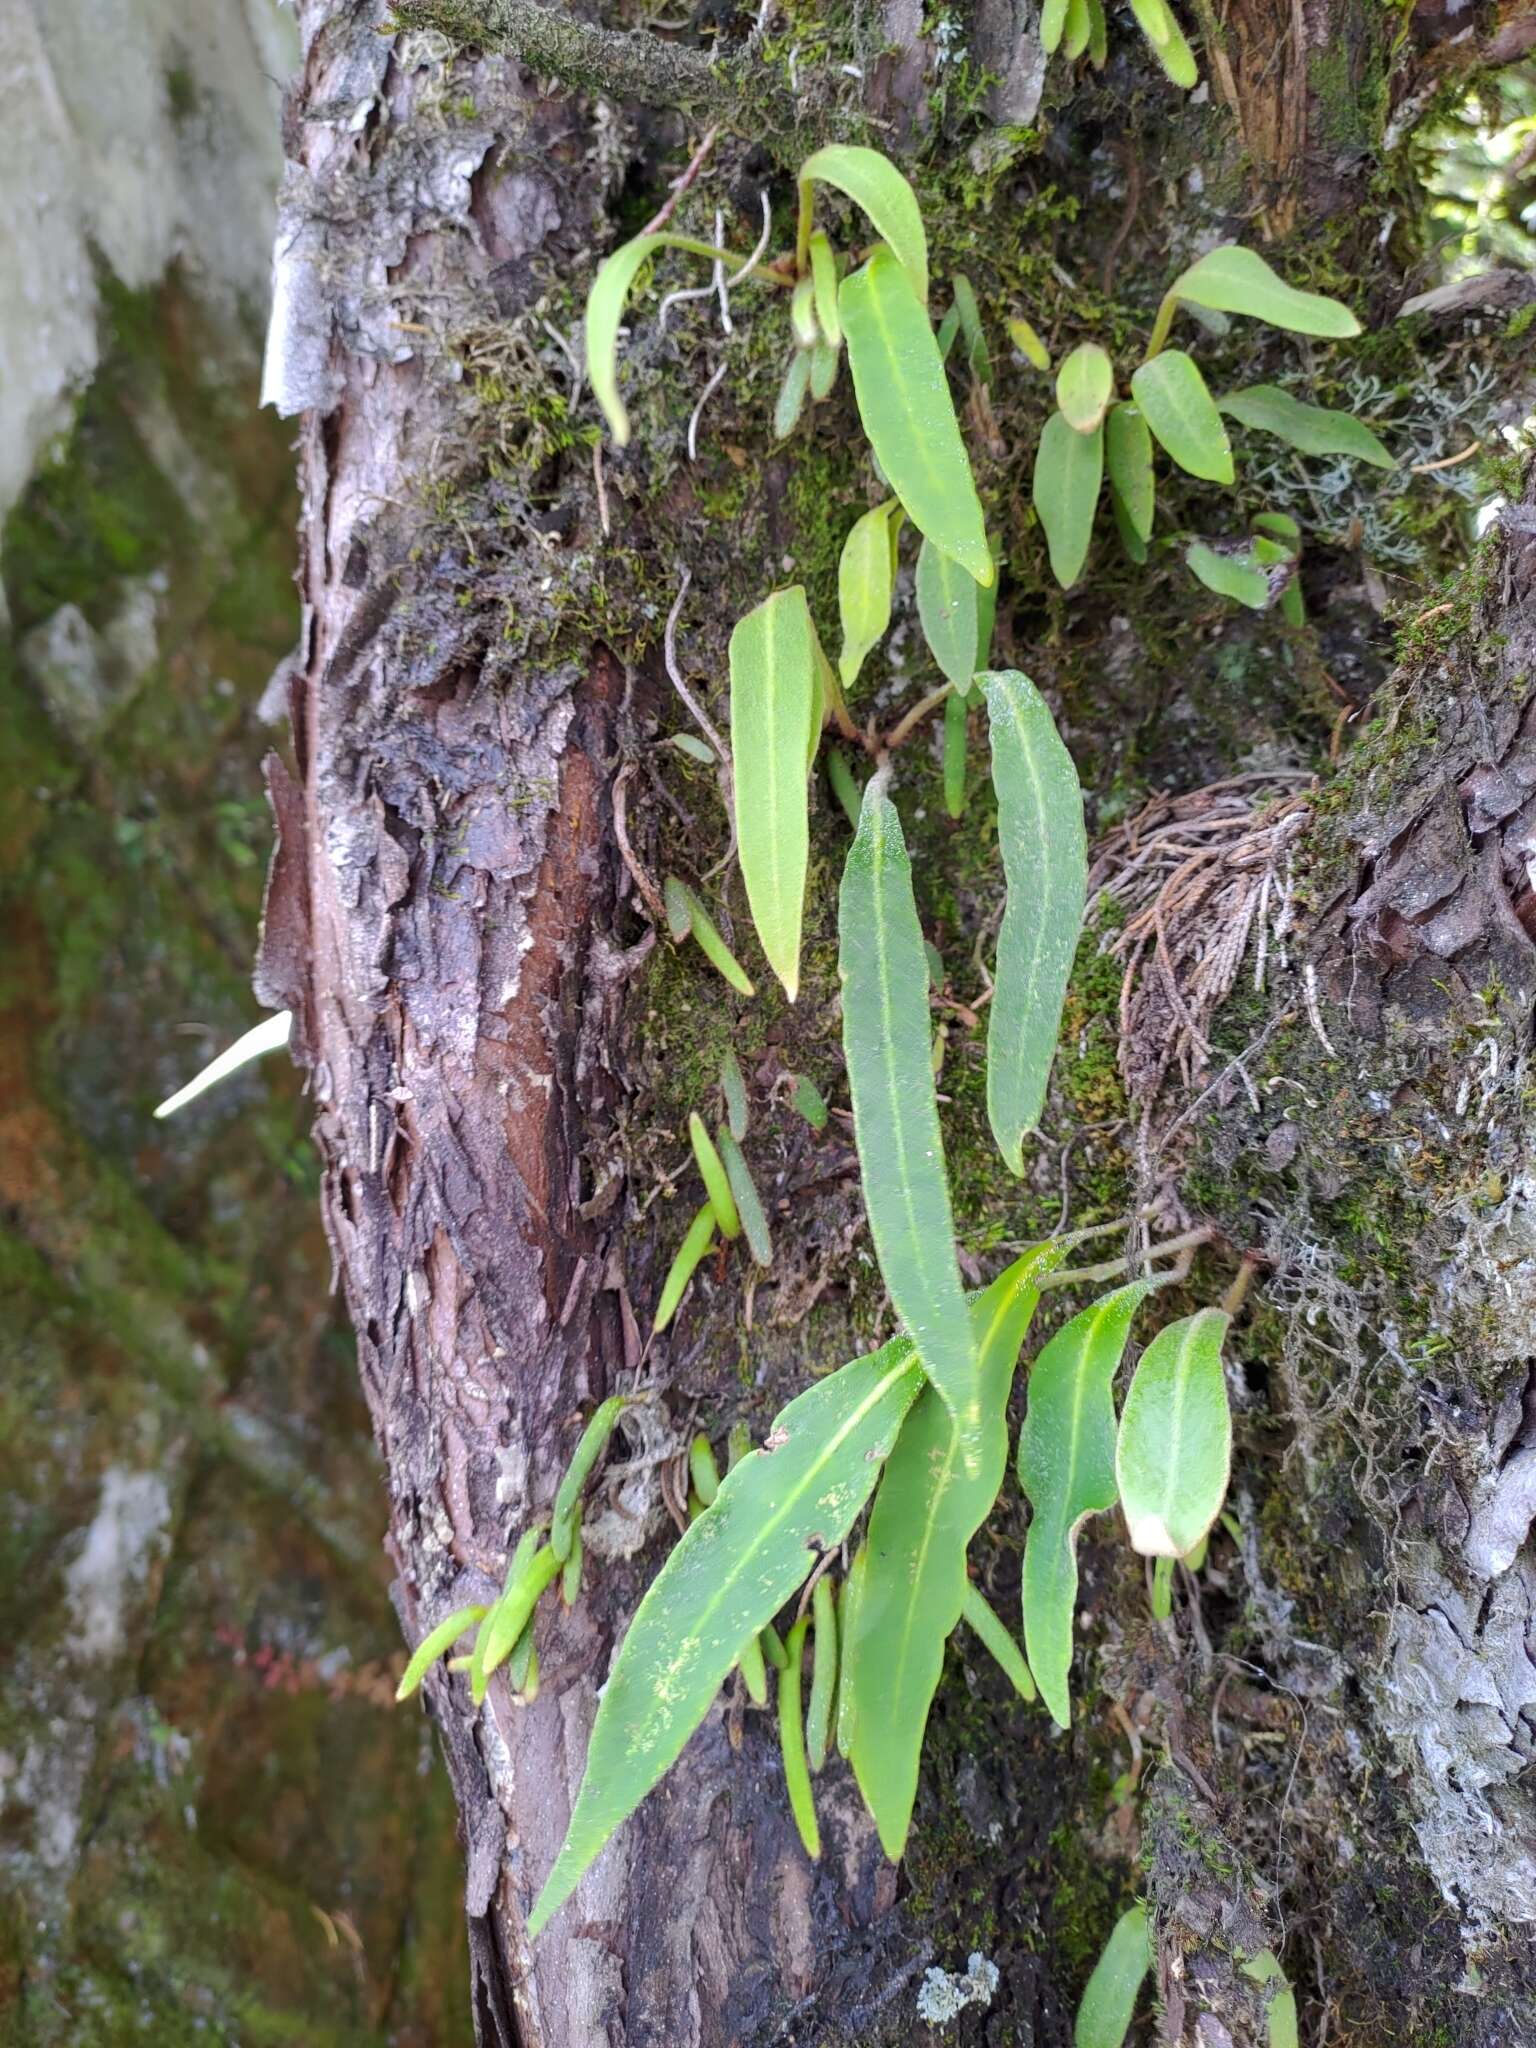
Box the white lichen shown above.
[915,1951,1000,2026]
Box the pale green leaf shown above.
[790,276,819,351]
[1136,0,1198,85]
[774,348,812,440]
[1243,1953,1300,2048]
[1109,489,1148,565]
[845,1248,1055,1858]
[808,230,842,346]
[1032,409,1103,587]
[585,231,723,446]
[838,500,903,691]
[840,247,993,585]
[917,535,982,691]
[1104,403,1155,542]
[552,1395,631,1562]
[396,1603,489,1701]
[1075,1904,1152,2048]
[1041,0,1070,51]
[1252,508,1301,548]
[653,1203,716,1333]
[951,273,991,386]
[1057,343,1115,433]
[1116,1308,1233,1557]
[662,877,755,997]
[1126,0,1173,45]
[1186,539,1270,610]
[1218,384,1393,465]
[839,779,978,1456]
[1008,315,1051,371]
[689,1112,741,1238]
[1018,1283,1150,1727]
[981,671,1087,1175]
[799,145,929,305]
[779,1615,820,1856]
[1130,351,1233,483]
[974,544,999,673]
[958,1582,1036,1699]
[527,1340,923,1936]
[791,1073,828,1130]
[1169,244,1361,337]
[730,588,818,1000]
[809,339,840,402]
[720,1048,748,1141]
[717,1129,773,1267]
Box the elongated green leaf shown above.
[1104,403,1154,542]
[917,535,982,691]
[1109,490,1148,565]
[779,1615,820,1855]
[982,671,1087,1175]
[1062,0,1092,59]
[662,877,755,997]
[1218,384,1393,465]
[839,780,978,1457]
[1057,344,1115,433]
[838,500,903,691]
[1127,0,1173,44]
[527,1340,923,1936]
[1136,0,1198,85]
[586,231,723,446]
[846,1248,1055,1858]
[730,588,817,1000]
[1041,0,1070,51]
[717,1129,773,1267]
[1169,244,1361,336]
[835,1545,867,1758]
[809,338,840,402]
[396,1603,489,1701]
[841,248,993,585]
[808,230,842,346]
[1085,0,1108,65]
[1033,409,1103,587]
[943,689,968,820]
[1116,1308,1233,1557]
[974,546,999,674]
[1186,539,1270,610]
[653,1203,716,1332]
[552,1397,630,1562]
[958,1582,1036,1700]
[1009,315,1051,371]
[951,273,992,386]
[799,145,929,305]
[774,347,812,440]
[720,1048,748,1141]
[1018,1283,1149,1727]
[1130,352,1233,483]
[1076,1904,1152,2048]
[805,1575,838,1773]
[689,1112,741,1238]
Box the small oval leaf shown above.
[1217,383,1393,465]
[730,588,819,1000]
[916,535,982,691]
[1186,539,1271,610]
[838,500,903,691]
[1116,1308,1233,1557]
[1168,244,1361,337]
[799,144,929,305]
[1032,410,1103,587]
[1130,351,1234,483]
[1056,343,1115,433]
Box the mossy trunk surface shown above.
[263,3,1536,2043]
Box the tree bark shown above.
[261,4,1536,2042]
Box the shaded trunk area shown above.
[263,3,1536,2042]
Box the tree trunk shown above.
[261,4,1536,2042]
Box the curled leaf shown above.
[798,144,929,304]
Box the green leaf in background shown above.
[917,535,982,692]
[526,1339,922,1937]
[1057,344,1115,433]
[841,247,993,585]
[585,231,729,445]
[1242,1952,1300,2048]
[943,689,968,820]
[1018,1283,1150,1728]
[974,544,999,673]
[1033,409,1103,587]
[1116,1308,1233,1557]
[981,671,1087,1175]
[1008,314,1051,371]
[808,229,842,346]
[1186,539,1270,610]
[845,1247,1054,1858]
[1217,384,1393,465]
[809,339,840,402]
[716,1129,773,1267]
[1168,244,1362,336]
[653,1202,717,1332]
[729,587,818,1000]
[839,779,979,1458]
[774,347,813,440]
[799,144,930,304]
[1075,1903,1152,2048]
[661,877,756,998]
[951,273,992,386]
[1130,351,1233,483]
[1085,0,1108,64]
[791,1072,829,1130]
[837,498,903,690]
[1104,402,1155,543]
[720,1048,748,1141]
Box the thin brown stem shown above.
[1038,1224,1215,1291]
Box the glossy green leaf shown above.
[688,1112,741,1239]
[1169,244,1361,336]
[1186,539,1270,610]
[717,1129,773,1267]
[799,145,929,305]
[1130,352,1233,483]
[958,1582,1035,1700]
[396,1603,489,1701]
[838,499,903,691]
[1104,403,1155,542]
[1075,1904,1152,2048]
[943,689,968,820]
[841,247,993,585]
[917,535,982,691]
[730,587,818,1001]
[1116,1308,1233,1557]
[1057,344,1115,433]
[839,779,978,1458]
[808,230,842,346]
[982,671,1087,1175]
[585,231,726,446]
[845,1248,1054,1858]
[653,1202,716,1333]
[661,877,755,997]
[1008,315,1051,371]
[1018,1283,1150,1727]
[774,347,812,439]
[1033,409,1103,587]
[1218,384,1393,465]
[527,1339,923,1936]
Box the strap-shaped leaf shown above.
[526,1340,923,1936]
[841,247,993,585]
[1062,0,1092,59]
[730,588,818,1000]
[845,1248,1055,1858]
[1217,384,1393,466]
[1129,0,1198,85]
[916,535,982,691]
[982,671,1087,1175]
[838,499,903,690]
[1130,351,1233,483]
[1168,244,1361,336]
[1040,0,1070,50]
[1116,1308,1232,1557]
[586,231,725,446]
[1033,409,1103,587]
[799,145,929,305]
[1186,540,1270,610]
[1076,1903,1152,2048]
[839,779,978,1456]
[1057,344,1115,433]
[808,230,842,346]
[943,689,968,819]
[1018,1283,1149,1727]
[1104,402,1155,543]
